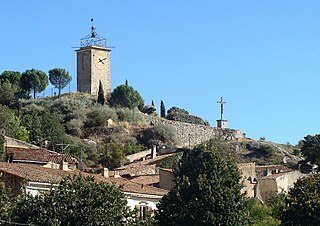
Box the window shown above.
[140,206,148,221]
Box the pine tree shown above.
[151,100,155,106]
[97,81,105,105]
[160,100,166,118]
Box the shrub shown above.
[139,124,179,147]
[166,106,209,126]
[84,105,118,128]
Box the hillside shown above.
[1,92,302,169]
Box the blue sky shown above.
[1,1,320,144]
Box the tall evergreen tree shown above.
[97,81,105,105]
[125,79,128,86]
[160,100,166,118]
[155,141,249,226]
[151,100,155,106]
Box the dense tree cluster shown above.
[166,106,209,126]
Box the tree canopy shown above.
[281,174,320,225]
[21,69,48,98]
[155,141,249,226]
[109,84,144,109]
[0,70,21,87]
[48,68,72,97]
[13,175,136,226]
[300,134,320,166]
[166,106,209,126]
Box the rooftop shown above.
[0,162,167,196]
[5,147,77,165]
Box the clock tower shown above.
[76,19,111,96]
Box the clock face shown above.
[93,53,107,71]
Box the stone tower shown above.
[76,19,111,96]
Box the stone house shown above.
[258,170,305,200]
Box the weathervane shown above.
[80,18,107,48]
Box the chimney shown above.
[114,171,120,178]
[152,145,157,159]
[60,161,69,171]
[102,168,109,178]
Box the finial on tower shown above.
[80,18,106,48]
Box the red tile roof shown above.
[0,162,167,196]
[115,154,173,177]
[5,147,77,164]
[130,175,160,185]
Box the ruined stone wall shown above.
[142,114,245,147]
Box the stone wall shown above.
[142,114,245,147]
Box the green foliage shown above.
[166,106,209,126]
[48,68,72,97]
[85,105,118,127]
[115,107,145,125]
[141,105,157,115]
[0,104,28,141]
[265,193,286,221]
[97,80,105,105]
[140,124,179,148]
[21,69,48,98]
[300,134,320,166]
[259,144,276,157]
[155,143,249,226]
[247,199,280,226]
[21,105,65,149]
[0,70,21,87]
[12,175,136,226]
[0,182,12,221]
[153,152,183,168]
[109,84,144,110]
[160,100,165,118]
[99,142,129,169]
[281,174,320,225]
[0,81,18,107]
[0,136,4,160]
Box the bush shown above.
[115,107,145,126]
[166,106,209,126]
[84,105,118,128]
[139,124,179,147]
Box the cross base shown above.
[217,119,228,129]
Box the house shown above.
[0,162,167,219]
[5,147,77,169]
[257,169,305,200]
[4,136,78,169]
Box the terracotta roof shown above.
[159,168,173,173]
[115,154,173,177]
[5,147,77,164]
[0,162,167,196]
[130,175,160,185]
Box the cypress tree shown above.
[151,100,155,106]
[97,81,105,105]
[160,100,166,118]
[125,79,128,86]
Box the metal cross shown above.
[217,97,226,120]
